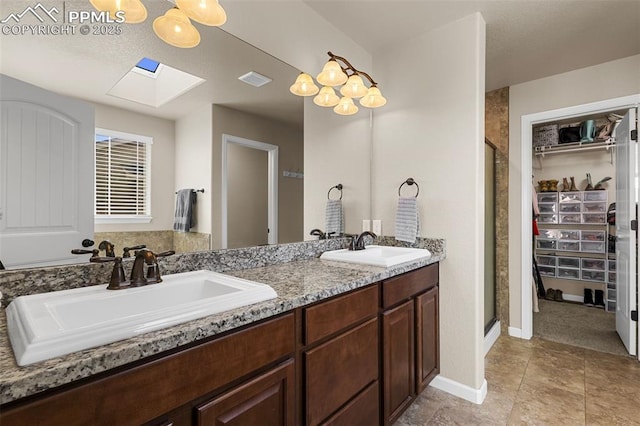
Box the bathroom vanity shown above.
[0,241,442,425]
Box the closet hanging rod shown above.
[534,141,615,157]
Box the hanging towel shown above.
[325,199,344,236]
[173,189,197,232]
[395,197,420,243]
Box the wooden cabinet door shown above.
[416,287,439,394]
[382,300,415,425]
[196,360,295,426]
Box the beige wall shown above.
[227,144,268,248]
[220,1,374,239]
[211,105,303,248]
[175,104,213,236]
[509,54,640,330]
[372,13,486,391]
[94,103,175,233]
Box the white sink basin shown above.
[320,245,431,267]
[6,270,277,366]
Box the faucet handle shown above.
[71,248,100,259]
[146,251,175,284]
[123,244,146,258]
[98,240,116,257]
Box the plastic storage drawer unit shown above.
[582,213,606,224]
[583,191,607,201]
[559,230,580,240]
[557,257,580,268]
[538,266,556,277]
[537,214,558,224]
[558,241,580,251]
[581,241,605,253]
[581,270,605,282]
[559,192,582,203]
[559,214,581,224]
[557,267,580,280]
[536,255,556,267]
[536,239,557,250]
[581,258,605,270]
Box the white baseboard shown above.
[484,321,501,356]
[429,375,488,404]
[562,294,583,303]
[508,326,522,338]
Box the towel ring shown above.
[398,178,419,197]
[175,189,205,194]
[328,184,343,200]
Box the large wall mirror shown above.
[0,0,317,269]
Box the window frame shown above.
[94,127,153,224]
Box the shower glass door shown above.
[485,141,497,334]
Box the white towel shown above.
[395,197,420,243]
[325,199,344,236]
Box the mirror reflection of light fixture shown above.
[89,0,148,23]
[290,52,386,115]
[153,7,201,48]
[313,86,340,107]
[176,0,227,26]
[90,0,227,48]
[289,73,319,96]
[334,96,358,116]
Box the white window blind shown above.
[95,129,152,222]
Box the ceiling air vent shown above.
[238,71,272,87]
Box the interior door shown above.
[615,108,637,356]
[0,74,94,268]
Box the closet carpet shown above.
[533,299,628,357]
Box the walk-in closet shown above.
[531,106,637,357]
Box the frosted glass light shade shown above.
[153,8,201,48]
[334,97,358,115]
[313,86,340,107]
[176,0,227,26]
[359,86,387,108]
[90,0,147,23]
[289,73,319,96]
[340,74,367,98]
[316,60,348,86]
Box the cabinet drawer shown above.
[538,193,558,203]
[536,255,556,267]
[559,203,581,213]
[382,264,438,309]
[538,265,556,277]
[322,381,379,426]
[583,191,607,201]
[539,203,557,213]
[582,213,606,224]
[559,214,581,225]
[557,267,579,280]
[537,214,558,224]
[582,270,605,282]
[196,360,295,426]
[559,230,580,240]
[559,192,581,202]
[304,285,378,345]
[305,318,378,426]
[557,257,579,268]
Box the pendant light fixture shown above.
[290,52,387,116]
[176,0,227,26]
[153,7,201,48]
[91,0,228,48]
[290,73,319,96]
[89,0,147,23]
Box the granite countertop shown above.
[0,252,444,405]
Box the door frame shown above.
[221,134,278,249]
[520,94,640,343]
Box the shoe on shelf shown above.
[584,288,594,307]
[545,288,556,300]
[554,289,564,302]
[594,289,605,308]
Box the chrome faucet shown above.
[349,231,377,251]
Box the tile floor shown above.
[396,336,640,425]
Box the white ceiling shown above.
[0,1,303,125]
[0,1,638,125]
[304,0,640,91]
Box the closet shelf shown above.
[534,140,615,168]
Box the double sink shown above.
[6,245,430,366]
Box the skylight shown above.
[108,58,205,108]
[136,57,160,74]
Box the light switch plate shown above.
[372,220,382,235]
[362,220,371,232]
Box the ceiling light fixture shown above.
[90,0,227,48]
[290,52,386,116]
